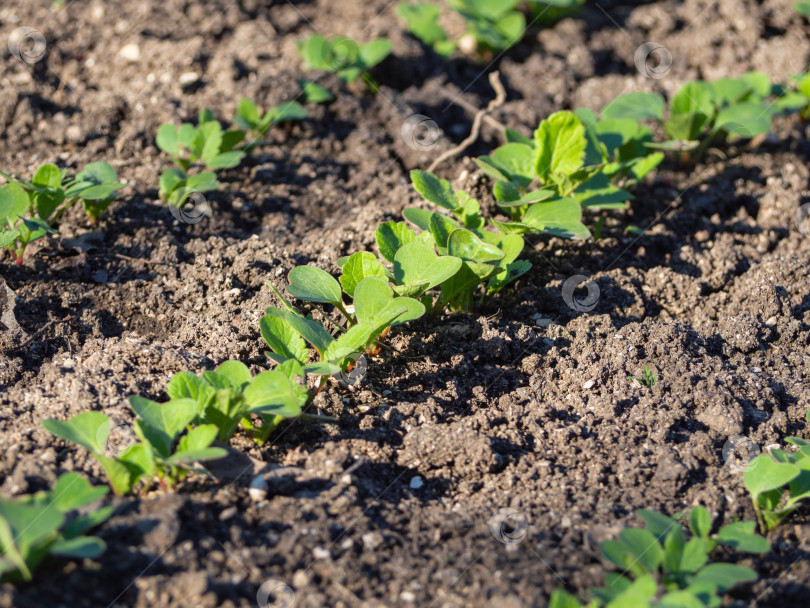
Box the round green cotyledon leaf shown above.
[393,242,462,291]
[287,266,343,304]
[340,252,387,298]
[42,412,109,454]
[744,454,800,497]
[354,277,394,325]
[0,183,29,224]
[601,92,666,122]
[376,221,416,263]
[446,229,504,264]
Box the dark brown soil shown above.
[1,0,809,606]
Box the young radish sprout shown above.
[0,473,112,582]
[550,506,769,607]
[0,162,123,265]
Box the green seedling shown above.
[43,401,226,495]
[404,170,532,312]
[158,169,219,207]
[526,0,584,25]
[0,472,112,582]
[771,71,810,119]
[156,108,246,174]
[744,438,810,531]
[234,97,308,143]
[796,1,810,17]
[550,507,769,607]
[621,73,778,164]
[262,265,425,392]
[397,3,455,56]
[1,162,123,264]
[167,360,308,446]
[627,365,658,387]
[574,100,665,191]
[476,110,633,235]
[297,35,392,89]
[299,78,334,104]
[398,0,525,58]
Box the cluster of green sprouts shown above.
[470,71,810,239]
[742,416,810,531]
[398,0,583,58]
[550,507,769,607]
[156,99,309,208]
[297,35,392,92]
[0,473,111,582]
[0,162,123,265]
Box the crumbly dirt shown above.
[1,0,809,606]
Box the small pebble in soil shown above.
[362,532,384,550]
[312,546,330,560]
[410,476,424,489]
[533,315,553,327]
[179,72,200,86]
[219,506,238,521]
[118,43,140,62]
[248,474,267,501]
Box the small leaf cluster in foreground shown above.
[167,359,307,446]
[550,507,769,607]
[1,162,123,264]
[744,435,810,531]
[43,400,226,495]
[405,169,531,310]
[0,473,111,581]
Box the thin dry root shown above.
[427,71,508,173]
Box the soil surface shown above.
[1,0,810,607]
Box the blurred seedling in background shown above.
[297,34,392,92]
[233,97,308,145]
[398,1,582,59]
[1,162,123,265]
[621,73,780,165]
